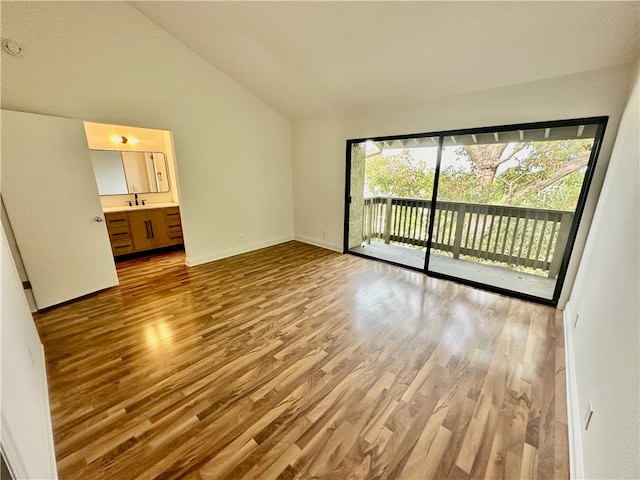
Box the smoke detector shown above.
[3,39,23,56]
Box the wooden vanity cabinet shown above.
[105,206,183,256]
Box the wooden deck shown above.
[34,241,568,479]
[350,242,556,299]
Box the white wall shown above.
[564,62,639,479]
[0,2,293,266]
[292,63,636,305]
[1,224,57,479]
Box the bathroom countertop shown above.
[102,202,180,213]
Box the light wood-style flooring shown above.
[34,241,568,479]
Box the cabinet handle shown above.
[149,221,154,239]
[144,220,151,239]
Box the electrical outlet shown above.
[322,230,327,238]
[259,231,264,238]
[239,233,244,240]
[584,401,594,430]
[574,313,580,328]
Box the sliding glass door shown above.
[346,137,439,270]
[344,118,606,305]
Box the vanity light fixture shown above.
[110,135,139,145]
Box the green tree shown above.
[457,139,592,208]
[365,139,593,211]
[365,149,434,199]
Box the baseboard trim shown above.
[293,234,342,252]
[185,235,294,267]
[563,301,584,479]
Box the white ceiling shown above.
[131,1,640,121]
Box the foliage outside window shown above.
[365,138,594,212]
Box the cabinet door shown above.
[146,208,171,247]
[1,110,118,309]
[128,210,153,251]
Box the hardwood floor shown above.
[34,241,568,479]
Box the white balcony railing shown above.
[361,196,574,278]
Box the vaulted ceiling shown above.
[131,1,640,120]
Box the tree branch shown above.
[503,152,590,204]
[500,143,527,165]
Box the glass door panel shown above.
[346,137,439,270]
[428,125,601,301]
[346,141,368,254]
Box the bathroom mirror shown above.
[90,150,170,195]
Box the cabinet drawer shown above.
[108,228,131,240]
[167,229,184,245]
[105,212,129,223]
[110,239,134,255]
[166,224,183,235]
[164,208,182,225]
[166,236,184,246]
[105,213,131,232]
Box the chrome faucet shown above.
[134,193,139,206]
